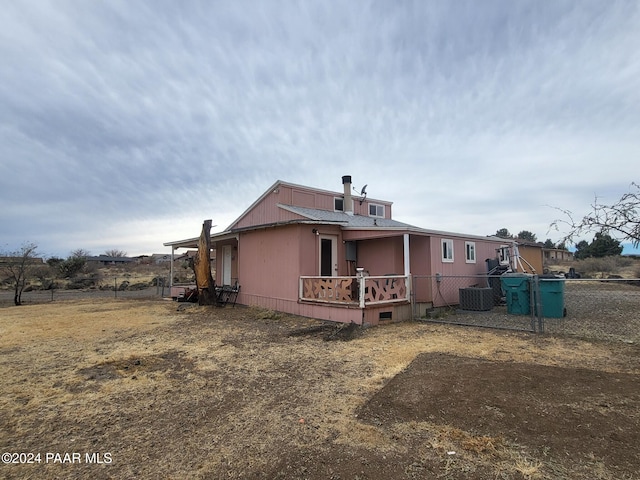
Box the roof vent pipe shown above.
[342,175,354,215]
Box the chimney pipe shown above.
[342,175,354,215]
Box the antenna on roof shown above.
[353,184,368,204]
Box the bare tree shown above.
[1,243,40,305]
[551,183,640,248]
[70,248,91,258]
[104,249,128,258]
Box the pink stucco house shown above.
[164,176,514,325]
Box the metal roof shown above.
[277,204,413,228]
[278,205,512,242]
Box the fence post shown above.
[529,275,535,332]
[114,277,117,298]
[412,275,416,318]
[530,275,544,333]
[536,276,544,333]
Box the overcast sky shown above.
[1,0,638,258]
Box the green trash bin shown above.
[501,274,532,315]
[538,277,567,318]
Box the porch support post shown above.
[170,246,175,289]
[299,277,303,301]
[403,233,411,299]
[403,234,410,277]
[357,268,365,308]
[234,234,239,286]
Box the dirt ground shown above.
[1,299,638,479]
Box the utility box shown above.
[538,278,567,318]
[345,241,357,262]
[501,274,532,315]
[459,287,494,311]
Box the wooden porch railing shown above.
[300,275,410,307]
[363,276,408,305]
[300,276,357,304]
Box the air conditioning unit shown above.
[459,287,494,311]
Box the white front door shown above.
[319,235,338,277]
[222,245,232,285]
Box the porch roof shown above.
[163,231,237,249]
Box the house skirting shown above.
[362,303,412,325]
[238,292,411,326]
[239,292,364,324]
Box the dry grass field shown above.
[1,299,638,479]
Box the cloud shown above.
[1,0,638,257]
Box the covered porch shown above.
[163,230,239,299]
[163,227,418,325]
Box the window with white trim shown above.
[334,197,344,212]
[441,239,454,262]
[369,203,384,217]
[465,241,476,263]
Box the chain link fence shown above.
[413,275,640,343]
[0,277,169,307]
[5,274,639,343]
[544,278,640,342]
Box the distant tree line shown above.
[1,246,130,306]
[493,226,623,260]
[493,228,568,250]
